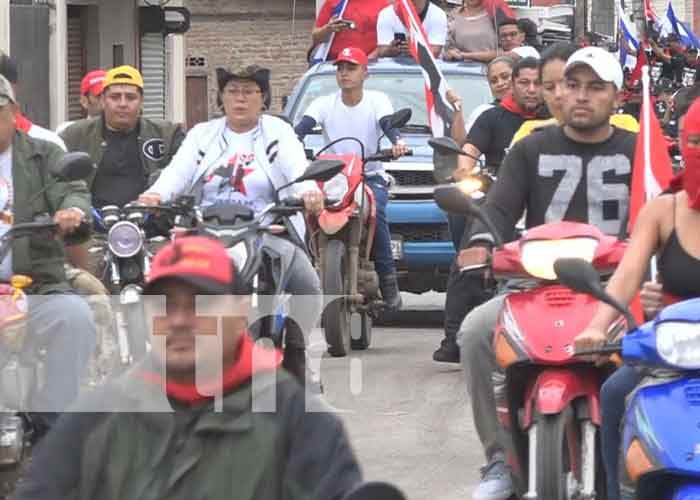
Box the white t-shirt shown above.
[200,127,275,214]
[377,3,448,47]
[0,147,13,281]
[511,45,540,60]
[304,90,394,175]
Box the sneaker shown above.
[472,459,513,500]
[432,338,460,363]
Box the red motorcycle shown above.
[305,109,412,357]
[434,184,627,500]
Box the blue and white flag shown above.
[660,1,699,49]
[617,1,639,69]
[310,0,349,66]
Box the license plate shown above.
[390,239,403,260]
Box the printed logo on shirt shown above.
[142,138,166,161]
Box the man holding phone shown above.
[312,0,389,61]
[376,0,447,58]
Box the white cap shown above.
[564,46,623,90]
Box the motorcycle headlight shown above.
[520,237,599,280]
[227,241,248,271]
[322,174,349,206]
[108,221,143,258]
[656,321,700,368]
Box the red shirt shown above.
[315,0,389,59]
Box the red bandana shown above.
[499,92,538,119]
[141,333,282,405]
[681,98,700,210]
[15,112,32,133]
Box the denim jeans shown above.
[365,176,395,278]
[25,293,96,431]
[601,365,643,500]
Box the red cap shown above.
[335,47,368,66]
[145,236,234,294]
[80,70,106,96]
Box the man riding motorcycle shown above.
[0,75,96,431]
[293,46,409,312]
[139,63,324,387]
[458,47,637,500]
[13,236,362,500]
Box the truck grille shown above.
[391,224,450,242]
[391,171,435,186]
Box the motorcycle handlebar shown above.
[366,148,414,163]
[574,344,622,356]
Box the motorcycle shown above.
[91,196,194,365]
[556,258,700,500]
[0,153,94,495]
[158,160,345,353]
[306,109,413,357]
[433,183,628,499]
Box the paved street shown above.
[315,292,484,500]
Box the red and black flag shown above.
[394,0,455,137]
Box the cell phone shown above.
[394,33,407,43]
[336,19,355,29]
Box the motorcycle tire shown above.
[535,406,587,500]
[350,312,372,351]
[322,239,351,357]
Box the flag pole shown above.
[641,63,658,279]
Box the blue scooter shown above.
[554,257,700,500]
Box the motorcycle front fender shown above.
[521,366,602,429]
[318,205,354,235]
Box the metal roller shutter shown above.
[67,11,84,121]
[140,32,166,120]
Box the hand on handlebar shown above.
[457,246,490,270]
[573,327,610,366]
[138,192,162,206]
[302,190,325,215]
[392,141,410,158]
[53,208,84,236]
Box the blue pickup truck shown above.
[284,58,491,294]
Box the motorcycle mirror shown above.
[434,183,480,216]
[342,482,406,500]
[554,258,638,330]
[388,108,412,130]
[51,152,96,181]
[428,137,463,157]
[433,184,504,247]
[296,159,345,183]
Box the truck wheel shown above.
[322,240,350,357]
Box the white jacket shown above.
[149,114,319,238]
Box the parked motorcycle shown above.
[557,258,700,500]
[0,153,94,496]
[307,109,413,357]
[434,183,628,499]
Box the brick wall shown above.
[184,0,315,115]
